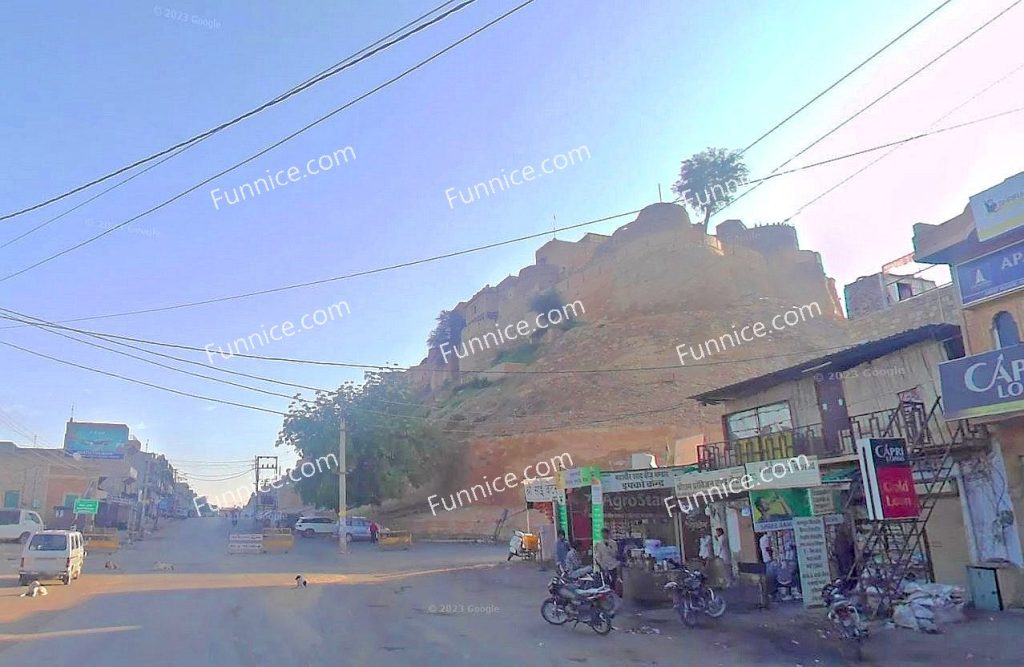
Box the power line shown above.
[0,302,892,376]
[0,0,470,224]
[0,338,288,416]
[0,0,537,284]
[722,0,1022,215]
[781,59,1024,223]
[739,0,955,154]
[3,101,1015,332]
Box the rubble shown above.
[892,582,966,632]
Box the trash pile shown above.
[891,582,966,633]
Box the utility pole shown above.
[254,456,278,530]
[339,416,347,555]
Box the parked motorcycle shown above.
[507,530,537,561]
[664,567,727,627]
[822,578,867,659]
[540,569,616,634]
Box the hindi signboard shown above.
[793,517,829,608]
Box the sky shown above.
[1,0,1022,500]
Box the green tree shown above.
[671,147,749,234]
[275,373,444,509]
[427,309,466,350]
[529,288,563,315]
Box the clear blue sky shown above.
[2,1,1022,498]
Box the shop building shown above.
[692,321,994,602]
[913,170,1024,607]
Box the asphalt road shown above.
[1,519,1021,666]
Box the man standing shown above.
[555,530,570,570]
[711,527,731,587]
[594,528,620,588]
[369,520,379,543]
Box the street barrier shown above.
[378,530,412,550]
[84,528,120,552]
[262,529,293,553]
[228,533,264,554]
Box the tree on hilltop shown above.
[671,147,749,234]
[427,310,466,350]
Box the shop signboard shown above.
[590,477,604,545]
[744,456,821,490]
[524,477,557,503]
[970,171,1024,243]
[808,486,836,516]
[600,467,683,493]
[555,488,568,535]
[955,237,1024,307]
[603,490,669,518]
[749,488,813,531]
[857,438,919,520]
[64,422,129,460]
[558,465,601,490]
[674,466,746,498]
[793,516,829,608]
[939,344,1024,420]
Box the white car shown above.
[0,509,44,543]
[19,530,85,585]
[294,516,336,538]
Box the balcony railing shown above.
[696,400,990,471]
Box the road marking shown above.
[0,624,141,642]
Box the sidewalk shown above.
[619,594,1024,665]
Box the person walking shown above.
[369,520,380,543]
[710,527,732,587]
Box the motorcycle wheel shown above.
[679,603,697,628]
[704,591,727,618]
[541,598,569,625]
[590,612,613,635]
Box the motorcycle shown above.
[507,530,537,561]
[540,568,616,635]
[821,578,867,659]
[664,567,727,627]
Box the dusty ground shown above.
[0,519,1021,666]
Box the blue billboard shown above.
[939,344,1024,420]
[955,239,1024,306]
[64,422,129,459]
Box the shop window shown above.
[992,311,1021,349]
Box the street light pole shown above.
[339,415,347,555]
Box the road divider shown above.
[227,533,264,554]
[378,530,413,550]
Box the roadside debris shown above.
[892,583,966,633]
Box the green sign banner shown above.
[749,488,812,531]
[73,498,100,515]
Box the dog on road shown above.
[295,575,307,588]
[104,560,120,570]
[152,561,175,571]
[20,580,47,598]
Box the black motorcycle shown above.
[541,568,616,635]
[663,567,727,627]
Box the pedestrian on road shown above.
[369,521,379,543]
[594,528,620,589]
[555,530,569,570]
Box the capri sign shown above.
[939,344,1024,420]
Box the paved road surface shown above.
[1,519,1021,666]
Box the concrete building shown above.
[845,272,937,319]
[913,170,1024,608]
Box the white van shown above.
[0,508,44,543]
[19,530,85,585]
